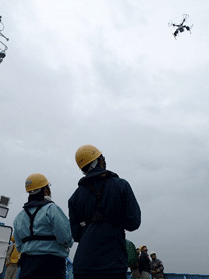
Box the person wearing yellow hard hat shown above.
[138,245,151,279]
[68,144,141,279]
[13,173,73,279]
[4,235,21,279]
[75,144,104,174]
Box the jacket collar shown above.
[78,166,118,187]
[23,200,53,209]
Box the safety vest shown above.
[9,244,20,264]
[22,200,56,243]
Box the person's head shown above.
[136,248,140,256]
[140,245,148,253]
[25,173,51,201]
[75,144,106,175]
[150,251,156,260]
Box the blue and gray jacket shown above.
[13,200,73,258]
[68,167,141,274]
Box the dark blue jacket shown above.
[68,167,141,274]
[138,253,151,273]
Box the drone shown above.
[168,14,193,40]
[0,16,9,63]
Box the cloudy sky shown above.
[1,0,209,275]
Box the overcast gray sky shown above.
[1,0,209,275]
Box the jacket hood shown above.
[23,200,53,209]
[78,167,119,187]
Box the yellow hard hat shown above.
[140,245,147,251]
[75,144,102,169]
[25,173,49,193]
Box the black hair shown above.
[99,154,106,169]
[28,185,50,202]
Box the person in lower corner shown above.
[4,235,21,279]
[138,245,151,279]
[13,173,74,279]
[150,251,164,279]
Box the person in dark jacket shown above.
[68,144,141,279]
[150,251,164,279]
[138,245,151,279]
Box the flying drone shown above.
[168,14,193,40]
[0,16,9,63]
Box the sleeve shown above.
[69,217,85,243]
[68,196,85,242]
[157,260,164,272]
[122,179,141,231]
[13,218,23,253]
[47,204,74,248]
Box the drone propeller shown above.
[0,40,8,51]
[0,32,9,41]
[0,16,9,41]
[0,16,5,31]
[168,21,174,27]
[182,14,189,20]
